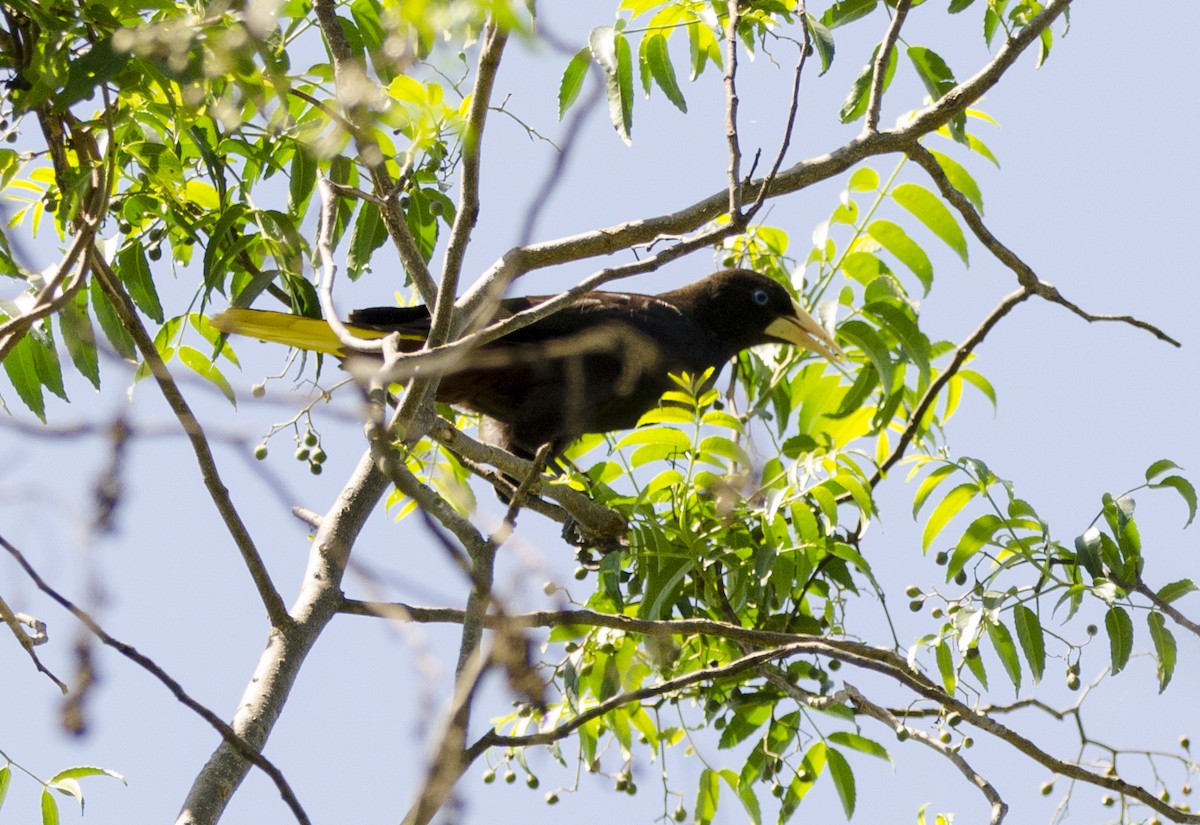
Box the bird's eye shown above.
[752,288,770,307]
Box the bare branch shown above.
[723,4,744,216]
[88,251,290,629]
[0,534,310,825]
[316,174,381,354]
[428,417,627,541]
[871,286,1033,487]
[905,143,1179,346]
[0,226,94,362]
[1133,579,1200,638]
[457,0,1072,315]
[310,0,437,304]
[178,451,389,825]
[864,0,913,133]
[843,683,1008,825]
[745,19,809,220]
[0,593,67,693]
[431,21,507,347]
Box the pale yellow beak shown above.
[764,300,844,362]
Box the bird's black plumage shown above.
[213,269,842,456]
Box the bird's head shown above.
[668,269,843,362]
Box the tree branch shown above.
[88,251,290,629]
[842,683,1008,825]
[905,142,1179,346]
[456,0,1072,316]
[0,534,309,824]
[864,0,912,133]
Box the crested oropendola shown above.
[212,268,842,456]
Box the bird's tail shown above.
[211,308,389,356]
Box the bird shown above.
[212,268,842,458]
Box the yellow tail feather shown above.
[211,308,389,356]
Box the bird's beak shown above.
[764,300,844,362]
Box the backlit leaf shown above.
[922,482,979,551]
[558,48,590,119]
[1105,605,1133,674]
[986,619,1021,692]
[1012,604,1045,683]
[1147,611,1177,692]
[891,183,968,265]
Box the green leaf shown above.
[59,289,100,390]
[839,44,897,123]
[56,36,129,111]
[948,513,1002,580]
[929,149,983,212]
[1157,579,1197,604]
[1012,604,1045,684]
[177,346,236,405]
[1105,605,1133,675]
[826,747,856,818]
[836,319,893,401]
[1145,459,1182,482]
[821,0,878,28]
[2,331,47,421]
[558,48,590,119]
[41,788,59,825]
[348,201,388,278]
[891,183,969,265]
[848,167,879,192]
[0,765,10,811]
[116,241,165,323]
[867,219,933,293]
[643,33,687,113]
[88,279,137,361]
[590,27,634,144]
[865,301,930,385]
[913,463,956,518]
[827,731,890,761]
[695,768,720,825]
[805,14,836,75]
[958,369,997,410]
[986,619,1021,692]
[934,639,956,694]
[964,646,988,689]
[906,46,963,139]
[288,147,316,219]
[1147,611,1177,692]
[780,741,826,821]
[1149,475,1197,528]
[948,0,977,11]
[922,482,979,551]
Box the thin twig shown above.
[843,683,1008,825]
[905,142,1179,346]
[88,251,290,628]
[0,534,310,825]
[871,287,1033,487]
[865,0,913,133]
[723,4,744,217]
[0,593,66,693]
[456,0,1073,317]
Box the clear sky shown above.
[1,2,1197,824]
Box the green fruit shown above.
[253,444,268,460]
[251,383,266,398]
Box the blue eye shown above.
[752,289,770,306]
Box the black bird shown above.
[212,269,842,456]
